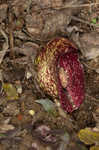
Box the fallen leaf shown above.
[35,98,55,112]
[17,114,23,121]
[3,83,18,100]
[72,32,99,60]
[0,124,15,133]
[59,132,70,150]
[90,146,99,150]
[78,128,99,145]
[91,18,97,24]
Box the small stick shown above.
[8,9,15,59]
[71,16,99,28]
[33,3,99,11]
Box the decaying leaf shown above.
[3,83,18,100]
[58,132,70,150]
[90,146,99,150]
[73,32,99,60]
[93,107,99,129]
[35,98,55,112]
[0,124,15,134]
[78,128,99,145]
[18,42,39,57]
[25,0,85,40]
[11,0,32,17]
[0,4,8,23]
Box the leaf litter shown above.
[0,0,99,150]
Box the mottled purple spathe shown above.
[35,38,85,113]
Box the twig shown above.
[34,3,99,11]
[8,9,15,59]
[9,29,14,58]
[54,3,99,9]
[71,16,99,28]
